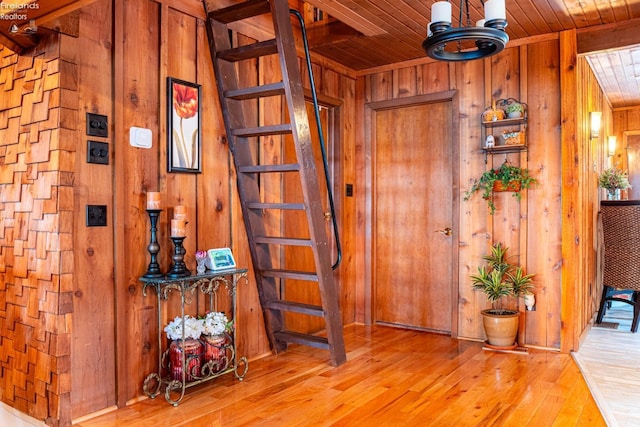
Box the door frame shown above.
[364,90,460,337]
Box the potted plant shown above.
[470,243,534,347]
[598,167,631,200]
[505,101,524,118]
[463,162,538,214]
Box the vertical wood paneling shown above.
[117,0,161,405]
[360,42,564,348]
[456,58,488,340]
[525,40,562,347]
[70,0,116,419]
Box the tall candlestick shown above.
[143,209,164,278]
[167,236,190,278]
[147,192,161,210]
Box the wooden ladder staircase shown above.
[203,0,346,367]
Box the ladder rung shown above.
[274,331,329,350]
[208,0,271,24]
[225,82,285,100]
[262,269,319,281]
[238,164,300,174]
[254,237,313,246]
[217,39,278,62]
[265,300,324,316]
[246,202,306,210]
[231,124,292,137]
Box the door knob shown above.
[324,211,332,221]
[435,227,452,236]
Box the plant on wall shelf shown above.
[463,162,538,214]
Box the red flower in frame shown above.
[173,83,198,119]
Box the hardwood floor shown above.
[75,325,604,426]
[573,303,640,426]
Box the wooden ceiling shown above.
[2,0,640,107]
[300,0,640,108]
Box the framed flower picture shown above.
[167,77,202,173]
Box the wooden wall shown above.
[0,1,614,425]
[76,0,356,422]
[356,38,565,348]
[573,55,610,347]
[0,36,74,426]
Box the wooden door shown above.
[373,100,454,333]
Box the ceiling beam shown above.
[577,17,640,54]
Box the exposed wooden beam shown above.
[577,17,640,54]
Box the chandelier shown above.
[422,0,508,61]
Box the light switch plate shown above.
[130,127,152,149]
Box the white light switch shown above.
[130,127,152,149]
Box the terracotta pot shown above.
[493,180,521,192]
[480,309,519,347]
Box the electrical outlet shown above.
[86,113,108,137]
[87,140,109,165]
[345,183,354,197]
[86,205,107,227]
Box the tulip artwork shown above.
[167,78,202,173]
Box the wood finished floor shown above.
[75,324,604,427]
[574,303,640,427]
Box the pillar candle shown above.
[174,205,187,220]
[485,0,506,21]
[170,219,186,237]
[146,192,161,209]
[431,1,451,24]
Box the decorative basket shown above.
[482,99,506,122]
[501,130,523,145]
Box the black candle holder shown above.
[143,209,164,278]
[167,236,191,278]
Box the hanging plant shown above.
[464,162,538,214]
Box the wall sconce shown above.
[590,111,602,139]
[608,135,617,157]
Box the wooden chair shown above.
[597,200,640,333]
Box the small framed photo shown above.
[205,248,236,271]
[167,77,202,173]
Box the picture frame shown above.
[167,77,202,173]
[205,248,237,271]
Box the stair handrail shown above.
[289,9,342,270]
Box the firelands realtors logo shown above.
[0,1,39,21]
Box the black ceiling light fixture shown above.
[422,0,508,61]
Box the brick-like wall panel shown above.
[0,40,72,426]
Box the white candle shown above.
[174,205,187,220]
[485,0,506,21]
[431,1,451,24]
[170,219,186,237]
[146,192,161,210]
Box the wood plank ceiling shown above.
[299,0,640,108]
[1,0,639,107]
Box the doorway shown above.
[366,92,458,334]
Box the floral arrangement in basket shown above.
[598,167,631,190]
